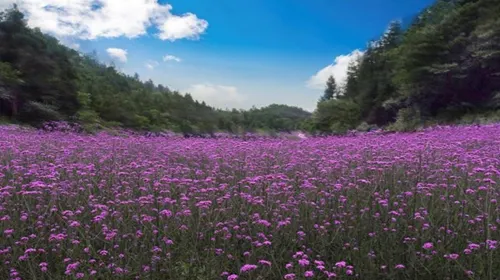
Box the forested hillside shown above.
[314,0,500,132]
[0,6,310,134]
[2,0,500,134]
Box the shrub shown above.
[313,99,361,133]
[356,122,379,132]
[386,107,422,132]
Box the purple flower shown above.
[423,242,433,250]
[66,262,80,272]
[70,221,81,227]
[335,261,347,268]
[240,264,257,273]
[445,253,460,260]
[395,264,405,269]
[258,260,272,266]
[298,259,310,267]
[160,209,173,218]
[99,250,109,256]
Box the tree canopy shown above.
[313,0,500,132]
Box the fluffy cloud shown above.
[106,48,128,62]
[163,55,181,62]
[67,43,80,50]
[307,49,364,90]
[145,60,159,70]
[5,0,207,41]
[156,13,208,41]
[58,38,80,50]
[185,84,246,109]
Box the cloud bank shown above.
[185,84,246,109]
[163,55,181,62]
[106,48,128,62]
[307,49,364,90]
[145,60,159,70]
[2,0,208,41]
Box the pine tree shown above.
[344,59,360,99]
[319,76,338,103]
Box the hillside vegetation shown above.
[1,0,500,134]
[314,0,500,132]
[0,6,310,134]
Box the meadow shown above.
[1,124,499,280]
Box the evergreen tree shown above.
[0,5,79,123]
[319,76,338,103]
[315,0,500,130]
[344,59,360,99]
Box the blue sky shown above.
[4,0,435,111]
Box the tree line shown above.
[313,0,500,132]
[2,0,500,135]
[0,6,311,134]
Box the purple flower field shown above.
[1,124,500,279]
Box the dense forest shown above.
[1,0,500,134]
[0,5,310,134]
[314,0,500,132]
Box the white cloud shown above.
[185,84,246,109]
[307,49,364,90]
[145,60,159,70]
[67,43,81,50]
[0,1,15,11]
[163,54,181,62]
[106,48,128,62]
[57,37,80,50]
[156,13,208,41]
[7,0,207,41]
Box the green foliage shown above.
[75,91,101,131]
[324,0,500,130]
[459,110,500,125]
[298,117,316,133]
[219,104,311,133]
[0,5,79,124]
[0,116,11,124]
[356,121,378,132]
[19,101,63,123]
[0,61,21,84]
[386,107,422,132]
[313,99,361,133]
[0,62,21,114]
[3,0,500,134]
[76,92,92,108]
[131,114,150,130]
[319,75,338,102]
[391,0,500,119]
[76,110,100,125]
